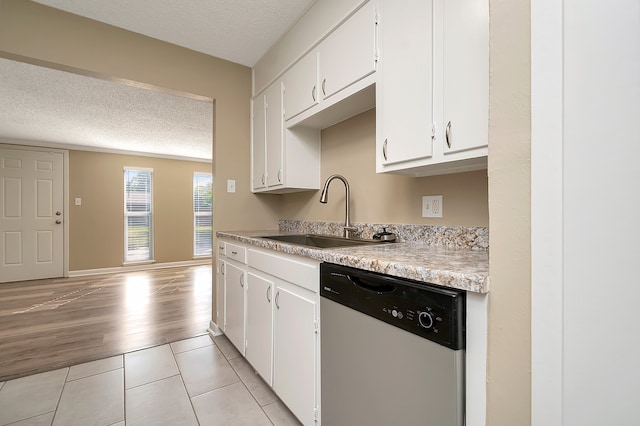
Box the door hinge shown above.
[431,122,436,140]
[314,407,319,419]
[314,320,319,334]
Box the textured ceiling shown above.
[33,0,316,67]
[0,58,214,160]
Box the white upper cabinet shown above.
[376,0,434,166]
[251,80,320,194]
[265,82,284,188]
[251,96,266,190]
[281,0,378,129]
[318,1,378,101]
[376,0,489,176]
[283,52,319,121]
[441,0,489,156]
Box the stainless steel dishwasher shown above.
[320,263,465,426]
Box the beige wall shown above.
[68,151,211,270]
[487,0,532,424]
[279,109,489,226]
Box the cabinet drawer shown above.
[248,248,319,293]
[225,243,247,264]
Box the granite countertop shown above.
[217,230,490,294]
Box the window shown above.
[124,168,153,262]
[193,173,213,257]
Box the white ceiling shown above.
[33,0,316,67]
[0,0,315,161]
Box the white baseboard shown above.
[208,320,224,337]
[69,258,212,277]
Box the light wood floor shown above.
[0,265,212,381]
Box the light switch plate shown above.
[422,195,443,218]
[74,197,82,206]
[227,179,236,193]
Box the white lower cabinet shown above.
[224,261,246,356]
[246,272,274,385]
[273,284,318,426]
[216,258,225,332]
[217,239,320,424]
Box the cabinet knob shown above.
[445,121,452,149]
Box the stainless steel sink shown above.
[259,234,383,249]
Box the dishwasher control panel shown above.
[320,263,465,350]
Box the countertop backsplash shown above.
[278,220,489,251]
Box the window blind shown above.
[124,168,153,262]
[193,173,213,257]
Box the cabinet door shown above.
[377,0,434,166]
[442,0,489,154]
[265,82,284,188]
[224,261,246,355]
[273,286,317,426]
[319,1,377,100]
[251,96,266,190]
[246,272,274,385]
[216,258,225,332]
[283,53,319,121]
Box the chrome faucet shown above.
[319,174,358,238]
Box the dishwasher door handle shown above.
[346,275,396,293]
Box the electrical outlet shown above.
[422,195,443,218]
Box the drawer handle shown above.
[383,138,388,161]
[231,251,238,255]
[266,286,272,302]
[275,291,280,309]
[445,121,452,149]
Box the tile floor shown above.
[0,334,301,426]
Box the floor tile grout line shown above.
[228,359,278,425]
[50,367,70,426]
[65,359,123,383]
[173,351,202,426]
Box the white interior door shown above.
[1,147,64,283]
